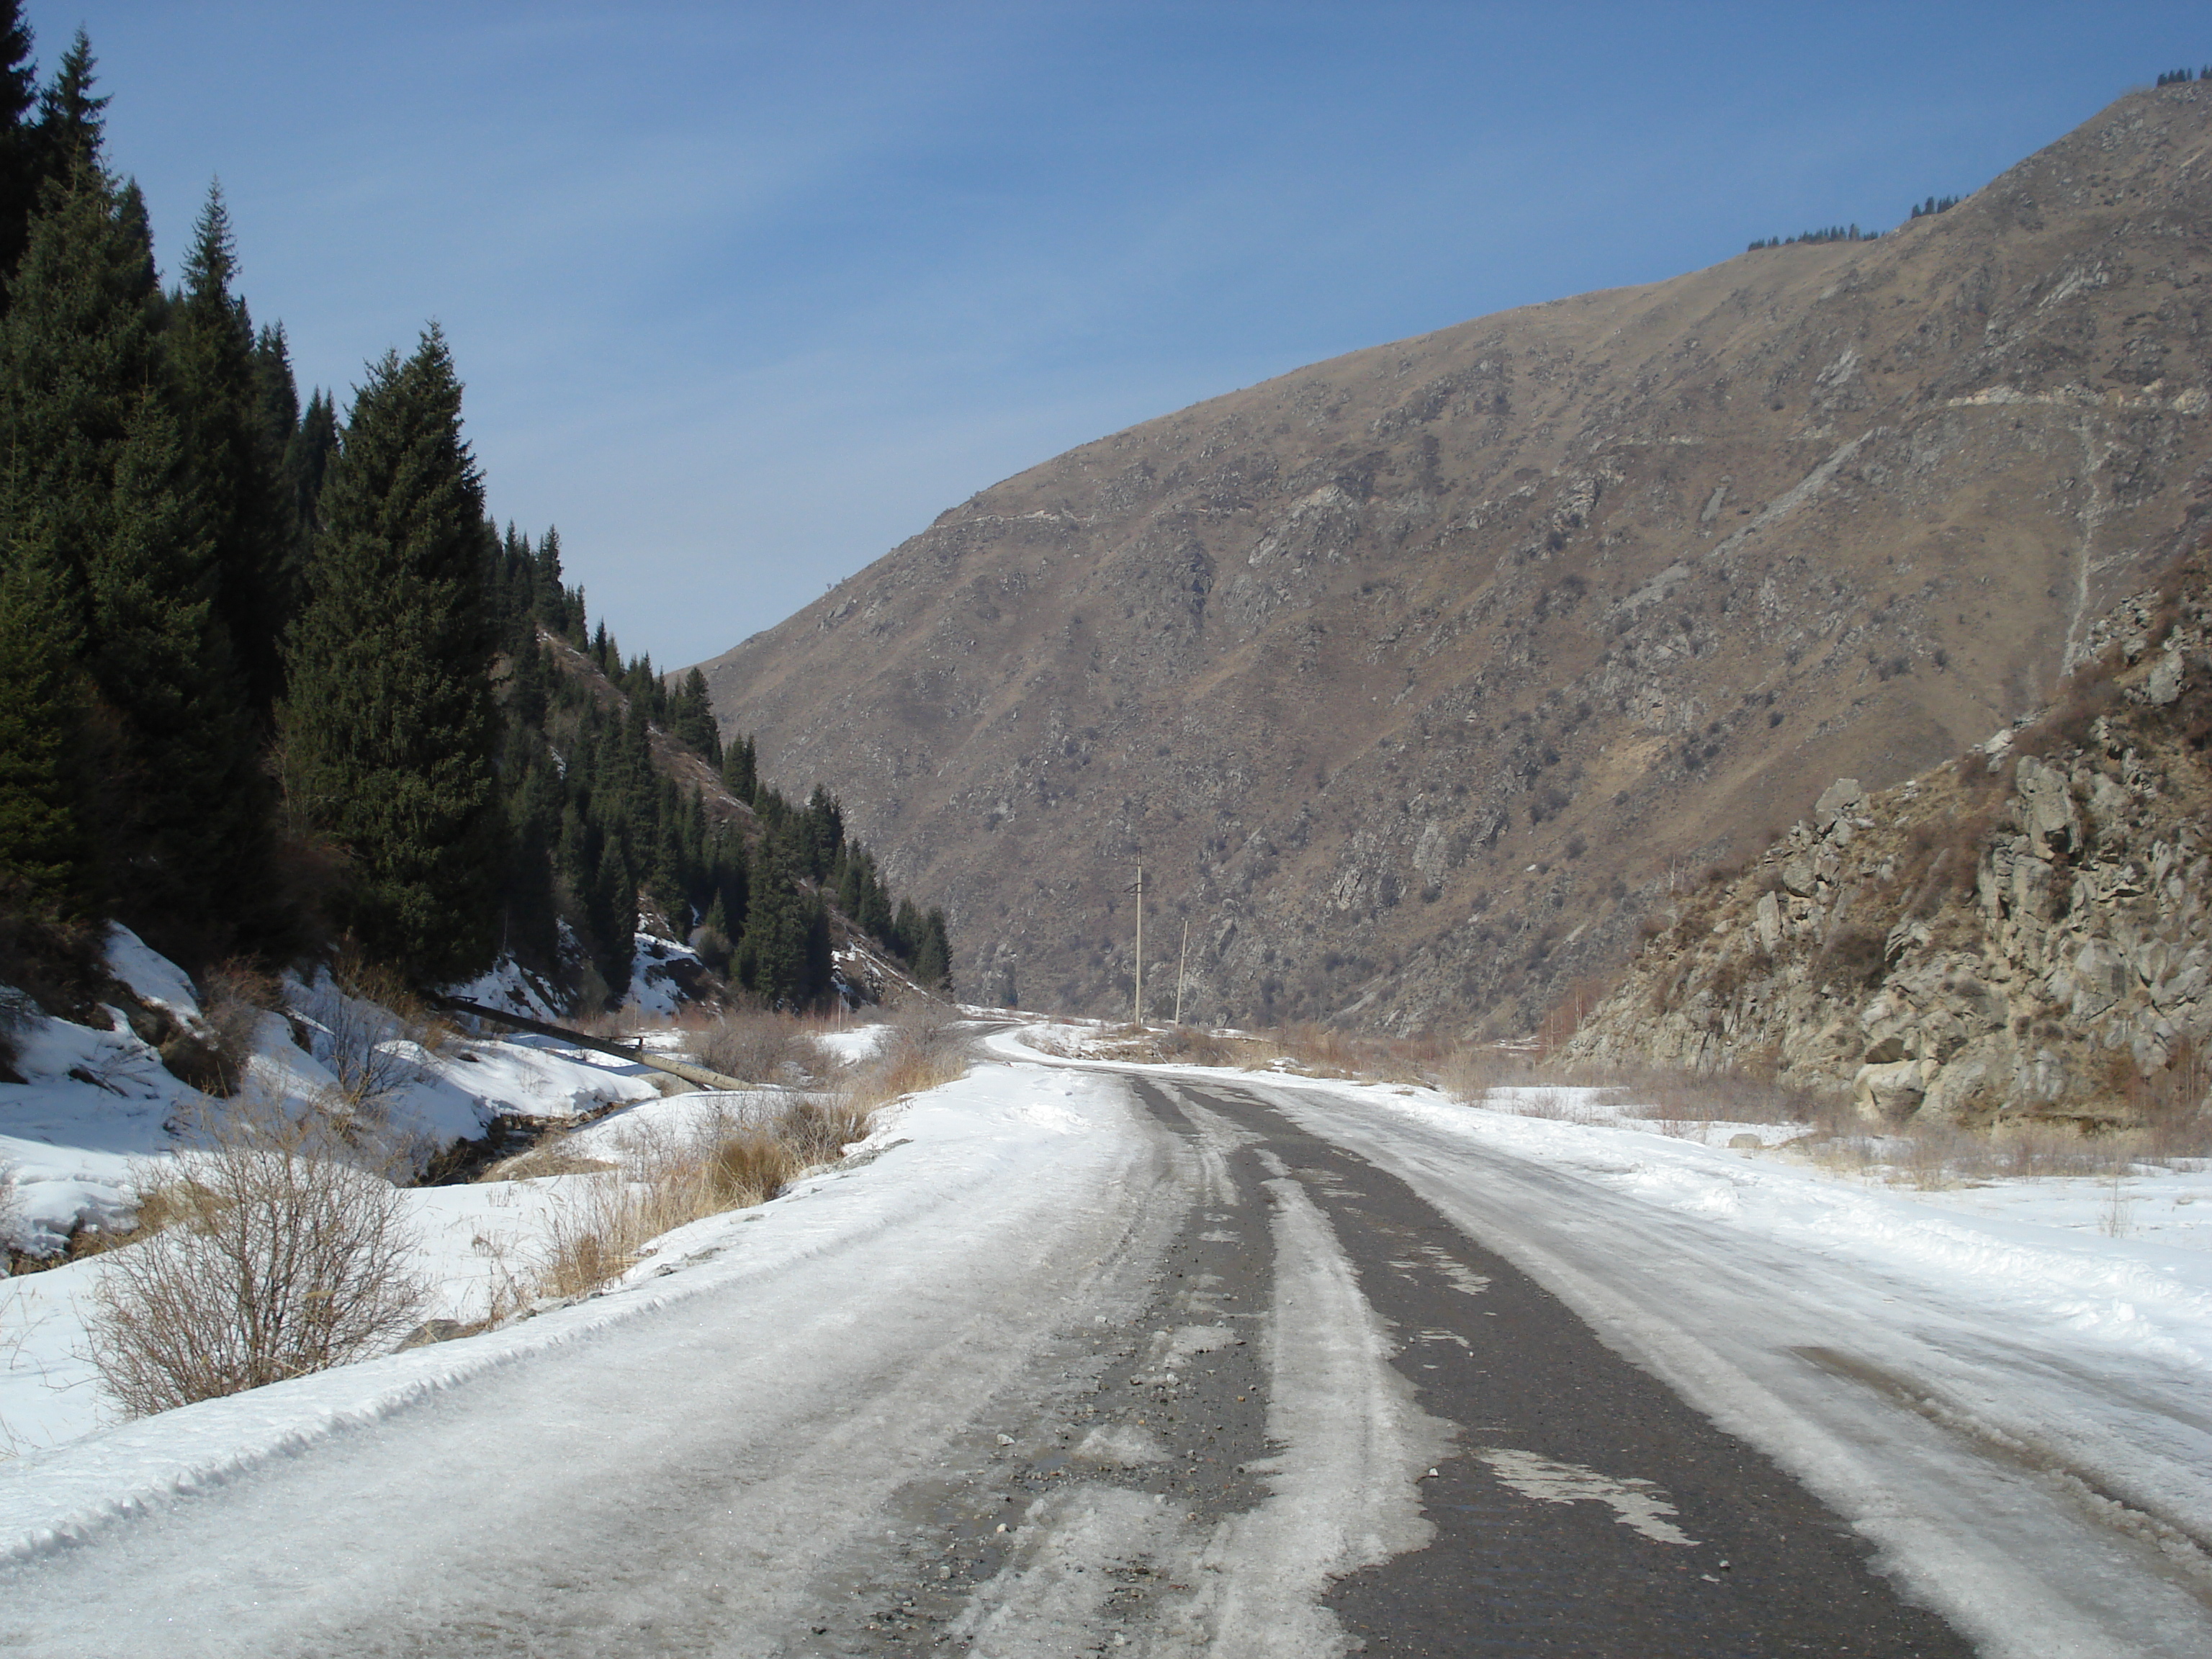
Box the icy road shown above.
[1,1053,2208,1657]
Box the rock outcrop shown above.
[1568,552,2212,1125]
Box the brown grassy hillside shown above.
[702,83,2212,1035]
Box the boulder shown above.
[1754,890,1783,953]
[1920,1040,2004,1124]
[2014,756,2081,859]
[1853,1058,1928,1123]
[2144,643,2185,706]
[1814,778,1865,833]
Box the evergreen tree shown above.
[32,28,102,181]
[0,161,266,951]
[0,554,89,909]
[285,386,337,542]
[721,732,757,801]
[913,907,951,990]
[280,327,503,981]
[667,665,721,763]
[0,1,41,292]
[168,183,291,722]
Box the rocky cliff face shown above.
[1566,549,2212,1125]
[702,84,2212,1035]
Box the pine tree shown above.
[914,907,951,990]
[0,1,42,293]
[0,161,266,950]
[667,665,721,763]
[0,554,89,909]
[168,183,291,722]
[285,387,337,541]
[32,28,102,183]
[721,732,757,801]
[280,327,503,981]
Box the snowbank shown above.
[0,1060,1135,1563]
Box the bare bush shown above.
[1437,1044,1548,1102]
[86,1102,427,1416]
[685,1008,823,1087]
[1156,1025,1244,1066]
[187,959,286,1097]
[837,1008,968,1112]
[1614,1064,1834,1125]
[292,960,439,1153]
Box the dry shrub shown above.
[1156,1025,1244,1066]
[1537,973,1618,1053]
[535,1177,673,1300]
[1614,1064,1835,1125]
[475,1145,618,1182]
[532,1092,879,1298]
[2131,1036,2212,1159]
[86,1100,428,1416]
[686,1007,822,1087]
[1802,1118,2144,1187]
[1817,927,1892,991]
[0,888,105,1027]
[0,984,31,1086]
[2013,649,2126,760]
[705,1132,800,1207]
[1438,1044,1548,1102]
[1274,1022,1359,1075]
[186,959,285,1097]
[837,1007,968,1112]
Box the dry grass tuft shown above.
[529,1088,889,1300]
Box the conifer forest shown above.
[0,9,947,1013]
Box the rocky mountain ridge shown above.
[703,81,2212,1035]
[1566,546,2211,1124]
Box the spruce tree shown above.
[168,184,291,723]
[0,161,266,950]
[285,387,337,540]
[280,327,503,981]
[914,908,951,990]
[0,1,40,292]
[32,29,102,184]
[0,554,89,909]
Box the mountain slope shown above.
[1566,544,2211,1123]
[703,82,2212,1033]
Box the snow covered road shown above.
[1,1045,2208,1655]
[0,1066,1179,1655]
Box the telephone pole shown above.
[1173,917,1190,1027]
[1132,864,1144,1028]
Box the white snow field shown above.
[0,984,2206,1654]
[1,927,667,1452]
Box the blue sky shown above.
[48,2,2212,667]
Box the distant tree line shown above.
[1745,223,1876,252]
[0,9,948,1010]
[2155,67,2206,86]
[1907,195,1961,220]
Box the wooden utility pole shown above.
[1133,864,1144,1028]
[1173,918,1190,1027]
